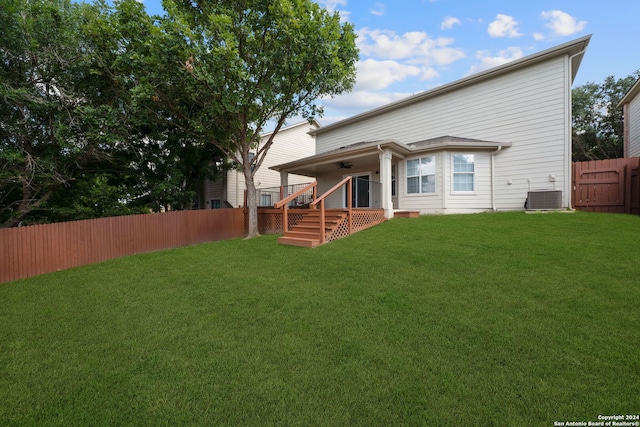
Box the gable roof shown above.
[312,35,591,136]
[618,77,640,107]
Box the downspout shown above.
[491,146,503,212]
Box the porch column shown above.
[379,149,394,219]
[280,171,289,197]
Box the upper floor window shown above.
[453,154,475,192]
[407,156,435,194]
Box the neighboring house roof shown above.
[311,35,591,136]
[271,136,511,176]
[262,119,320,138]
[618,77,640,107]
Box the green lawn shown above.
[1,211,639,426]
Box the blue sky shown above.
[139,0,640,125]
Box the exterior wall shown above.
[200,177,227,208]
[318,167,381,209]
[628,94,640,157]
[203,122,317,208]
[315,56,572,213]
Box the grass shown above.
[1,211,639,426]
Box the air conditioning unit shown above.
[527,190,562,210]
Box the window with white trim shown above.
[407,156,435,194]
[453,154,475,192]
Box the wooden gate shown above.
[572,157,640,214]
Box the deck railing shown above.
[247,182,316,208]
[273,182,318,233]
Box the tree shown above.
[0,0,160,227]
[0,0,90,226]
[572,71,640,161]
[154,0,359,237]
[0,0,226,226]
[80,0,229,214]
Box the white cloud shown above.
[315,0,350,21]
[541,10,587,36]
[321,90,413,117]
[316,0,347,13]
[354,59,422,91]
[464,47,524,77]
[533,33,545,41]
[440,16,461,30]
[357,28,465,65]
[488,14,522,38]
[370,3,385,17]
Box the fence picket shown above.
[0,209,245,284]
[572,157,640,214]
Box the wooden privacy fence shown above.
[0,209,245,284]
[572,157,640,214]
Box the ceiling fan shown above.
[338,161,353,169]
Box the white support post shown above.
[280,171,289,196]
[379,149,394,219]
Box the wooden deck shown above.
[275,208,386,247]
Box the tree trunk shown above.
[244,167,260,238]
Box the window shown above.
[211,199,221,209]
[453,154,475,192]
[260,193,272,207]
[391,164,396,197]
[407,157,435,194]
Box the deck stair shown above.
[273,178,386,247]
[277,210,347,248]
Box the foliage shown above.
[1,212,639,424]
[0,0,226,227]
[0,0,101,226]
[156,0,359,236]
[572,71,640,161]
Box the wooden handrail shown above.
[309,176,352,207]
[274,182,317,209]
[310,176,352,244]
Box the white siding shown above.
[399,152,444,213]
[395,151,493,213]
[629,95,640,158]
[316,56,571,212]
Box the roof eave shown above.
[618,77,640,107]
[410,141,512,152]
[311,35,591,136]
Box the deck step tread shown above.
[277,236,321,248]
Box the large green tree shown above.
[155,0,359,237]
[81,0,227,214]
[0,0,155,227]
[0,0,97,226]
[0,0,225,227]
[572,72,640,161]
